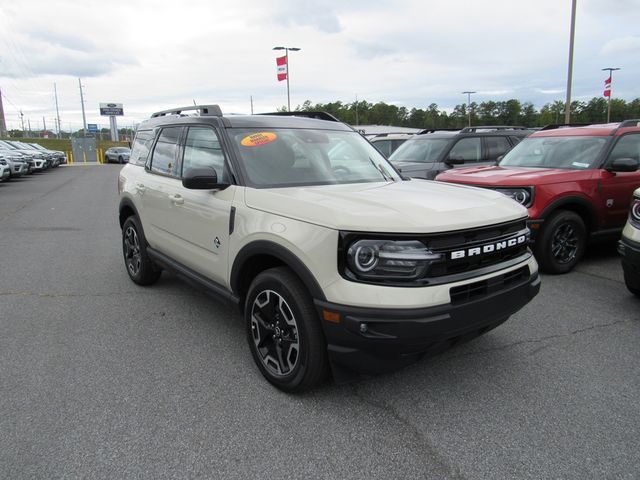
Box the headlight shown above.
[630,197,640,227]
[493,187,533,207]
[345,239,442,283]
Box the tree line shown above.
[289,97,640,129]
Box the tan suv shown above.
[118,105,540,392]
[619,187,640,296]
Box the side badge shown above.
[214,237,221,248]
[606,199,614,208]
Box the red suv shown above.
[436,120,640,273]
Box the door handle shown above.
[168,194,184,205]
[135,182,146,193]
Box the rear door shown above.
[141,126,185,255]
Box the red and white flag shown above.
[603,76,611,97]
[276,55,287,82]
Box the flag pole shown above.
[285,49,291,112]
[602,67,620,123]
[273,46,300,112]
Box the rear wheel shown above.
[535,210,586,274]
[245,267,328,392]
[122,216,161,286]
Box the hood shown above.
[243,180,527,233]
[436,165,594,186]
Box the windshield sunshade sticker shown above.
[571,162,590,168]
[241,132,278,147]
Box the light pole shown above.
[273,46,300,111]
[602,67,620,123]
[462,91,476,127]
[564,0,577,124]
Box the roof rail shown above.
[617,119,640,128]
[459,125,531,133]
[539,123,591,131]
[257,111,341,122]
[151,105,222,118]
[418,128,460,134]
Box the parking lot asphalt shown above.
[1,165,639,479]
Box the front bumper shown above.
[618,237,640,290]
[316,268,540,381]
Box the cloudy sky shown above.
[0,0,638,132]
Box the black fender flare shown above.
[539,196,598,231]
[230,240,326,301]
[118,197,141,229]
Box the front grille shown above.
[450,266,529,305]
[424,219,530,278]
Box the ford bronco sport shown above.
[118,105,540,392]
[437,121,640,274]
[619,187,640,296]
[389,126,533,180]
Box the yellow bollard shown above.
[83,151,87,164]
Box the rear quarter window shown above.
[129,130,154,167]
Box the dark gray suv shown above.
[389,126,533,180]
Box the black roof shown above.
[139,105,353,132]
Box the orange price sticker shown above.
[240,132,278,147]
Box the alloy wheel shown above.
[124,226,142,276]
[551,223,579,265]
[250,290,300,377]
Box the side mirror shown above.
[182,167,228,190]
[608,157,639,173]
[445,156,465,166]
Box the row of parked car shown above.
[367,121,640,294]
[0,140,67,181]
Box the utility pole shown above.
[462,91,476,127]
[250,95,254,114]
[0,87,7,137]
[78,78,87,135]
[43,116,47,137]
[28,119,31,137]
[54,82,62,138]
[602,67,620,123]
[20,110,25,135]
[564,0,577,124]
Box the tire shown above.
[535,210,586,274]
[245,267,328,392]
[623,269,640,297]
[122,216,161,286]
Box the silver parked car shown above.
[104,147,131,164]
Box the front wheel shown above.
[122,216,161,286]
[535,210,586,274]
[245,267,328,392]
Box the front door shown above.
[598,133,640,229]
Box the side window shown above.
[373,140,392,157]
[510,136,523,146]
[485,136,512,159]
[182,127,227,182]
[150,127,182,177]
[129,130,154,166]
[448,137,481,162]
[608,134,640,163]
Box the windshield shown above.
[500,136,607,169]
[231,129,401,188]
[389,137,451,163]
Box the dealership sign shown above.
[100,103,124,116]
